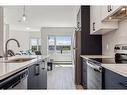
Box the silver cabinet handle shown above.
[110,5,112,11]
[35,64,39,75]
[107,6,110,12]
[119,82,127,88]
[93,22,95,31]
[42,60,45,69]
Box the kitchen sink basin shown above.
[4,58,35,63]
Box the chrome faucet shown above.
[5,38,20,60]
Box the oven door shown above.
[87,60,102,89]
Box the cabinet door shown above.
[101,5,121,21]
[90,6,102,34]
[28,63,41,89]
[39,60,47,89]
[90,6,96,34]
[103,68,127,89]
[28,60,47,89]
[101,6,111,20]
[90,6,118,35]
[111,6,121,12]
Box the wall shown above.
[8,30,30,53]
[102,19,127,56]
[41,27,75,62]
[8,30,41,53]
[0,7,4,56]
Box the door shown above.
[48,35,72,63]
[75,31,81,85]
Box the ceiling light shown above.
[109,17,112,20]
[26,27,30,30]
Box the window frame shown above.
[48,35,72,54]
[29,37,42,53]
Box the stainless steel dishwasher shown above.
[87,59,102,89]
[0,68,28,89]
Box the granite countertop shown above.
[80,55,114,59]
[0,55,49,80]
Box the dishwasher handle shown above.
[87,61,102,72]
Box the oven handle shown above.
[87,61,102,72]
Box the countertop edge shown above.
[0,55,49,81]
[101,64,127,78]
[80,55,114,59]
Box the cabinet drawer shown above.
[104,68,127,89]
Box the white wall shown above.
[29,31,41,38]
[8,30,41,53]
[0,7,4,56]
[102,19,127,56]
[41,27,75,62]
[8,30,30,53]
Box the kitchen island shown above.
[0,55,49,81]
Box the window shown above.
[48,35,72,54]
[48,36,55,54]
[30,38,41,53]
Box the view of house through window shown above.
[48,35,72,54]
[30,38,41,53]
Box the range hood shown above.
[104,6,127,22]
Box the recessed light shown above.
[26,27,30,30]
[109,17,112,20]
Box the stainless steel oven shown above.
[87,59,102,89]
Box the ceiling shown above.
[4,6,79,31]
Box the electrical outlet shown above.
[106,44,109,50]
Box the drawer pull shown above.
[119,82,127,88]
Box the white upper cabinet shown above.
[90,6,118,35]
[101,6,122,21]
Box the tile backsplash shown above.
[102,19,127,56]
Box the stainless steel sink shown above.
[4,58,35,63]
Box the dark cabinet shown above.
[28,59,47,89]
[76,6,102,85]
[80,6,102,55]
[103,68,127,89]
[39,60,47,89]
[81,58,87,88]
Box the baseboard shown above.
[53,61,72,63]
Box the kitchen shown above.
[0,6,77,89]
[0,5,127,90]
[77,6,127,89]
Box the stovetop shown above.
[88,58,127,66]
